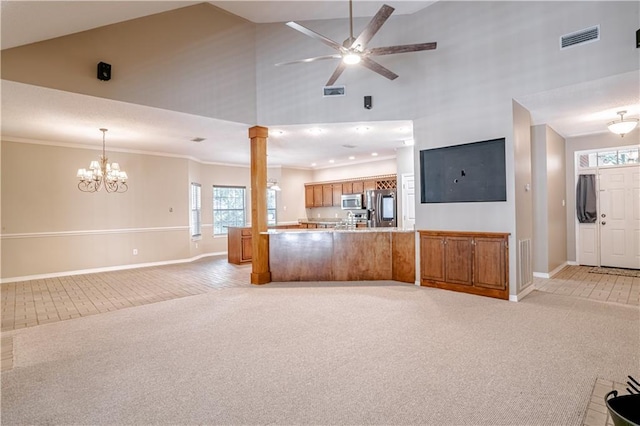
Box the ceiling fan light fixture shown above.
[607,111,638,137]
[343,53,361,65]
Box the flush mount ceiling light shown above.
[76,128,128,193]
[607,111,638,137]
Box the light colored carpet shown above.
[588,267,640,278]
[1,284,639,425]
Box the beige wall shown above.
[1,140,312,280]
[311,158,396,183]
[1,3,257,124]
[532,125,567,274]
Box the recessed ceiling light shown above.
[271,130,285,136]
[311,163,317,167]
[403,139,415,146]
[308,127,323,135]
[371,152,378,157]
[329,159,335,163]
[348,156,355,160]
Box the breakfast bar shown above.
[265,228,416,283]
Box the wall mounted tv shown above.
[420,138,506,203]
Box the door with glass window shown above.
[598,166,640,269]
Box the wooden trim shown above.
[418,230,510,239]
[249,126,271,285]
[304,173,397,186]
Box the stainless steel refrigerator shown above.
[366,189,397,227]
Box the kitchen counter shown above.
[263,227,415,234]
[267,228,415,283]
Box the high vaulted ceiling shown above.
[1,1,637,169]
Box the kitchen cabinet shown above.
[313,185,323,207]
[419,230,509,300]
[228,227,252,264]
[352,181,364,193]
[364,180,376,192]
[332,184,342,207]
[305,185,314,208]
[322,184,333,207]
[342,182,353,194]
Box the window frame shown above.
[267,188,277,226]
[190,182,202,238]
[213,185,247,235]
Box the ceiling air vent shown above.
[190,137,206,143]
[560,25,599,50]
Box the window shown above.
[267,189,277,226]
[190,183,201,238]
[213,186,246,235]
[578,147,639,169]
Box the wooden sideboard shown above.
[419,230,510,300]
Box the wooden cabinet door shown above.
[332,184,342,206]
[352,181,364,194]
[473,237,507,290]
[305,186,314,208]
[313,185,323,207]
[342,182,353,194]
[364,180,376,192]
[322,184,333,206]
[241,236,252,262]
[420,235,445,281]
[444,236,473,286]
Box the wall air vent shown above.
[560,25,599,49]
[191,137,206,143]
[323,85,345,97]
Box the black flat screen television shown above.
[420,138,506,203]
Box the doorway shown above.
[401,173,415,229]
[598,166,640,269]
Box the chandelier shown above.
[607,111,638,138]
[76,128,128,193]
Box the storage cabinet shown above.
[305,185,314,208]
[419,231,509,300]
[322,184,333,207]
[352,181,364,193]
[228,227,252,264]
[342,182,353,194]
[313,185,323,207]
[332,184,342,206]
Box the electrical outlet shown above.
[133,249,138,255]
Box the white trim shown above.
[414,281,421,286]
[533,262,569,279]
[509,284,535,302]
[567,260,578,266]
[0,252,227,284]
[1,226,189,240]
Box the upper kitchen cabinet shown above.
[304,175,397,209]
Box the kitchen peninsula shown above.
[266,228,415,283]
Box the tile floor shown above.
[534,265,640,306]
[584,377,635,426]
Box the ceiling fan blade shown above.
[360,57,398,81]
[368,42,437,56]
[286,21,345,52]
[276,54,342,66]
[351,4,395,51]
[326,62,347,86]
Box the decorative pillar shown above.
[249,126,271,284]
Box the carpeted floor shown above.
[1,284,638,425]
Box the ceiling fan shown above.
[275,0,437,86]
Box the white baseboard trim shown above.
[414,281,421,286]
[533,262,569,279]
[567,260,578,266]
[509,283,535,302]
[0,252,227,284]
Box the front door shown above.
[598,166,640,269]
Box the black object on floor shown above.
[606,376,640,426]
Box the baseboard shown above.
[414,280,421,286]
[533,262,569,279]
[509,283,535,302]
[0,252,227,284]
[567,260,578,266]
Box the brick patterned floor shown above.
[535,265,640,306]
[583,378,635,426]
[1,256,251,333]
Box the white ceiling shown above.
[0,1,637,170]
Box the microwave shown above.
[341,193,363,210]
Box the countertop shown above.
[263,227,415,234]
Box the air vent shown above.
[323,85,345,97]
[190,137,206,143]
[342,144,357,149]
[560,25,599,49]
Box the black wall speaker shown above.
[636,29,640,48]
[364,95,372,109]
[97,62,111,81]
